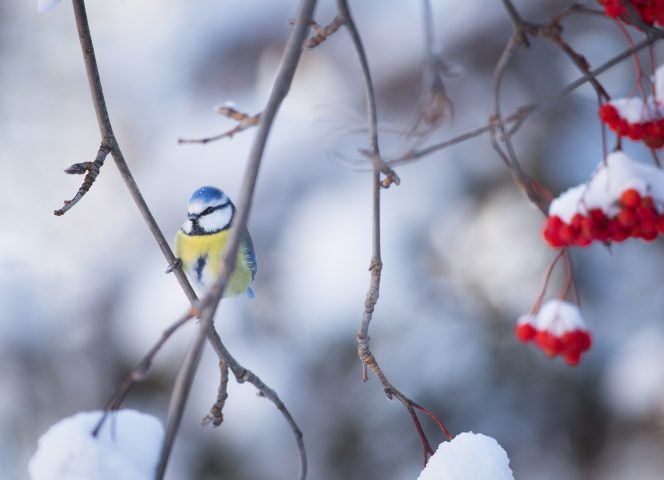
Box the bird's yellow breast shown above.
[175,229,253,297]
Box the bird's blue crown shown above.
[189,186,226,205]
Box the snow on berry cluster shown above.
[597,0,664,26]
[599,65,664,148]
[599,100,664,148]
[542,151,664,248]
[515,300,592,366]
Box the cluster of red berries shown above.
[597,0,664,25]
[599,104,664,149]
[515,320,592,366]
[543,189,664,247]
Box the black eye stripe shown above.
[198,200,231,216]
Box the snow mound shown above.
[417,432,514,480]
[28,410,163,480]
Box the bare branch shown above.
[69,0,194,299]
[157,0,317,478]
[65,1,310,479]
[336,0,449,462]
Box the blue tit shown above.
[175,186,256,298]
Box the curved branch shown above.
[337,0,449,462]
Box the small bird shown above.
[174,186,256,298]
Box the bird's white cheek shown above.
[199,208,232,232]
[182,219,193,233]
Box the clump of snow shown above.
[607,62,664,121]
[37,0,63,14]
[417,432,514,480]
[548,151,664,223]
[536,299,585,337]
[656,64,664,100]
[609,97,664,124]
[28,410,163,480]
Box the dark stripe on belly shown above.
[195,256,207,283]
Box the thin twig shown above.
[178,107,262,145]
[501,0,530,46]
[334,0,399,187]
[336,0,449,462]
[489,33,551,213]
[410,0,453,134]
[54,143,111,215]
[389,34,662,166]
[156,1,317,478]
[202,360,230,427]
[91,305,199,436]
[301,15,345,48]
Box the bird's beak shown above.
[188,213,198,221]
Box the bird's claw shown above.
[165,258,182,274]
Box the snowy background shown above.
[3,0,664,478]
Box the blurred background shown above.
[3,1,664,478]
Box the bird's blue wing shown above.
[240,229,257,282]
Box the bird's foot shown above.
[165,258,182,274]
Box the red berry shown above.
[580,217,595,237]
[628,123,644,140]
[620,188,641,208]
[563,350,582,367]
[535,331,563,357]
[608,219,629,242]
[618,208,637,227]
[576,235,592,247]
[562,330,592,353]
[644,135,664,148]
[515,323,536,343]
[599,104,619,122]
[642,230,658,241]
[558,224,578,244]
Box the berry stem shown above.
[532,250,565,313]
